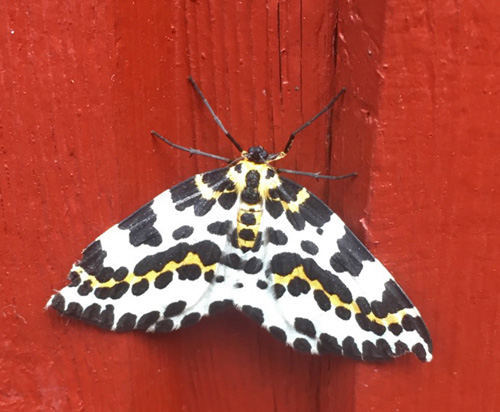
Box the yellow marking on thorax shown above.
[274,267,410,327]
[227,159,281,199]
[78,252,217,289]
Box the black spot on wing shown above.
[155,271,173,289]
[299,194,333,227]
[207,220,232,236]
[413,316,433,350]
[241,305,264,325]
[171,168,230,214]
[355,297,372,315]
[313,290,331,311]
[362,339,394,361]
[194,198,217,217]
[317,333,342,355]
[294,317,316,338]
[287,277,310,296]
[209,300,233,315]
[401,315,432,352]
[266,228,288,245]
[243,257,263,274]
[109,283,129,299]
[342,336,362,360]
[170,177,199,211]
[273,284,286,299]
[204,270,215,283]
[97,305,115,329]
[371,280,415,317]
[269,326,287,343]
[94,268,114,284]
[293,338,312,353]
[131,279,149,296]
[257,280,268,289]
[218,192,237,210]
[115,312,137,332]
[50,294,65,313]
[80,303,101,326]
[300,240,318,256]
[177,264,202,281]
[202,168,229,187]
[285,210,305,231]
[335,306,352,320]
[395,341,409,356]
[77,280,92,296]
[136,311,160,330]
[270,252,302,276]
[330,227,375,277]
[113,267,128,282]
[411,343,427,362]
[388,323,403,336]
[79,241,106,277]
[265,199,284,219]
[94,286,111,300]
[118,201,162,247]
[155,319,174,332]
[65,302,83,318]
[172,225,194,240]
[181,312,201,327]
[67,271,81,287]
[164,301,187,317]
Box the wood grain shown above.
[1,0,498,411]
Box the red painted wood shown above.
[1,1,498,411]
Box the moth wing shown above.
[247,177,432,361]
[48,167,238,333]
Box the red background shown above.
[1,1,499,411]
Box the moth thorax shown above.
[240,170,261,204]
[236,204,263,252]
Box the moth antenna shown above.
[272,88,346,160]
[151,130,232,163]
[188,76,244,153]
[277,168,357,181]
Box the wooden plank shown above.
[1,0,498,411]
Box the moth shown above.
[47,77,432,362]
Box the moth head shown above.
[246,146,269,164]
